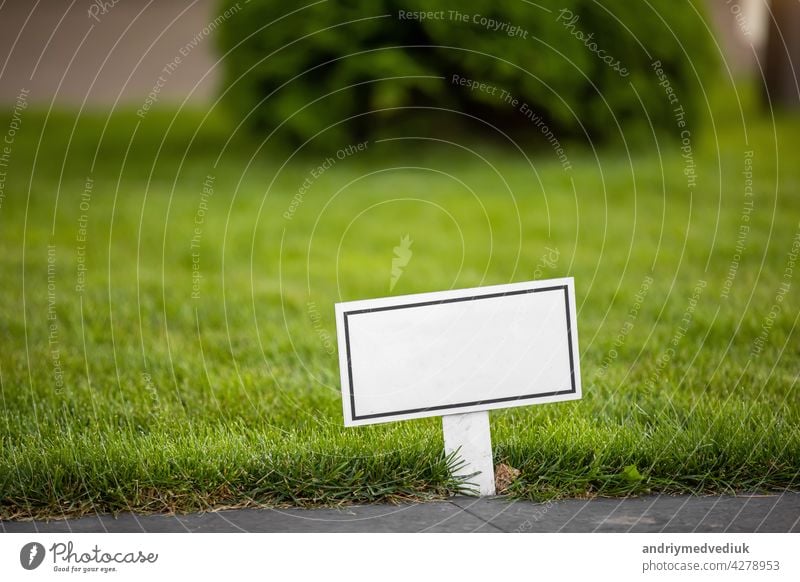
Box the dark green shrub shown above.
[216,0,717,149]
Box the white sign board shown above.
[335,277,581,427]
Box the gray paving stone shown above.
[1,501,489,533]
[450,493,800,533]
[2,493,798,533]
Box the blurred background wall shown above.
[0,0,220,106]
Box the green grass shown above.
[1,97,799,519]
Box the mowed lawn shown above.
[1,103,798,519]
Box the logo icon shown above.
[20,542,46,570]
[390,234,413,291]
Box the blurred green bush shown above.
[217,0,717,149]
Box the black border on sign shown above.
[342,284,577,422]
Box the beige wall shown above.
[0,0,222,106]
[706,0,768,74]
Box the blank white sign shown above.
[335,277,581,426]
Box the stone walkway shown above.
[3,493,799,533]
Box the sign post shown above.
[442,410,495,495]
[335,277,581,495]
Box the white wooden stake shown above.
[442,410,496,496]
